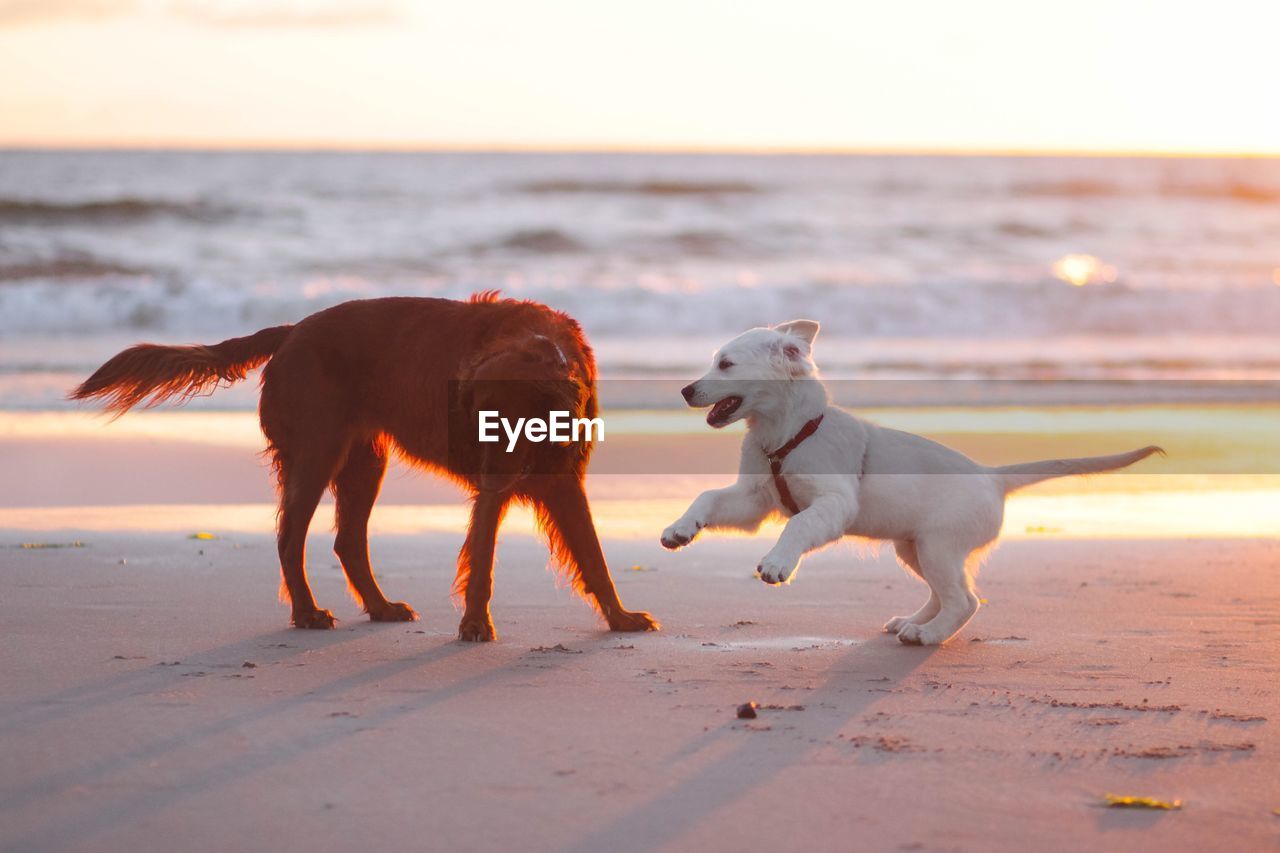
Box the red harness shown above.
[766,414,824,514]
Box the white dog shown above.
[661,320,1161,645]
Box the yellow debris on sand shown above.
[1104,794,1182,810]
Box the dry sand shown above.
[2,528,1278,852]
[2,413,1278,851]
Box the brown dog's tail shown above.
[997,445,1164,494]
[69,325,294,415]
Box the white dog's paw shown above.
[755,552,798,585]
[660,519,703,550]
[883,616,913,634]
[895,622,949,646]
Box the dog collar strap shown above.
[767,414,824,463]
[767,414,824,514]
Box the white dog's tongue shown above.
[707,395,742,427]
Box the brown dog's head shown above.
[453,334,592,491]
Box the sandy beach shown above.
[7,6,1280,849]
[2,412,1278,852]
[3,532,1278,852]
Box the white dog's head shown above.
[680,320,820,428]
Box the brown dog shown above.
[71,293,658,640]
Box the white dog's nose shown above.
[680,383,697,404]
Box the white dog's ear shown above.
[774,319,820,348]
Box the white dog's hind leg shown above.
[757,494,853,585]
[895,538,979,646]
[883,540,940,633]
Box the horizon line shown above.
[3,140,1280,159]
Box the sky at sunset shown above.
[2,0,1279,154]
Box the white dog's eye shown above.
[718,359,733,371]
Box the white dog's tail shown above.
[996,445,1164,494]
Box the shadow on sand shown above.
[562,639,935,853]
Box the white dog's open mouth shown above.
[707,395,743,428]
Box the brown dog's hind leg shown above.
[455,490,509,642]
[275,449,342,629]
[333,440,417,623]
[533,477,660,633]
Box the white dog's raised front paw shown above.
[660,518,703,550]
[756,552,798,585]
[895,622,949,646]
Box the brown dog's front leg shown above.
[534,477,660,633]
[455,490,508,642]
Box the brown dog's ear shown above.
[774,319,820,348]
[521,335,569,369]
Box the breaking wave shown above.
[4,274,1279,341]
[476,228,588,254]
[0,253,148,282]
[516,179,763,197]
[1012,179,1280,203]
[0,197,235,225]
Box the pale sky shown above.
[2,0,1279,153]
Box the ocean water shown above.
[2,150,1280,408]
